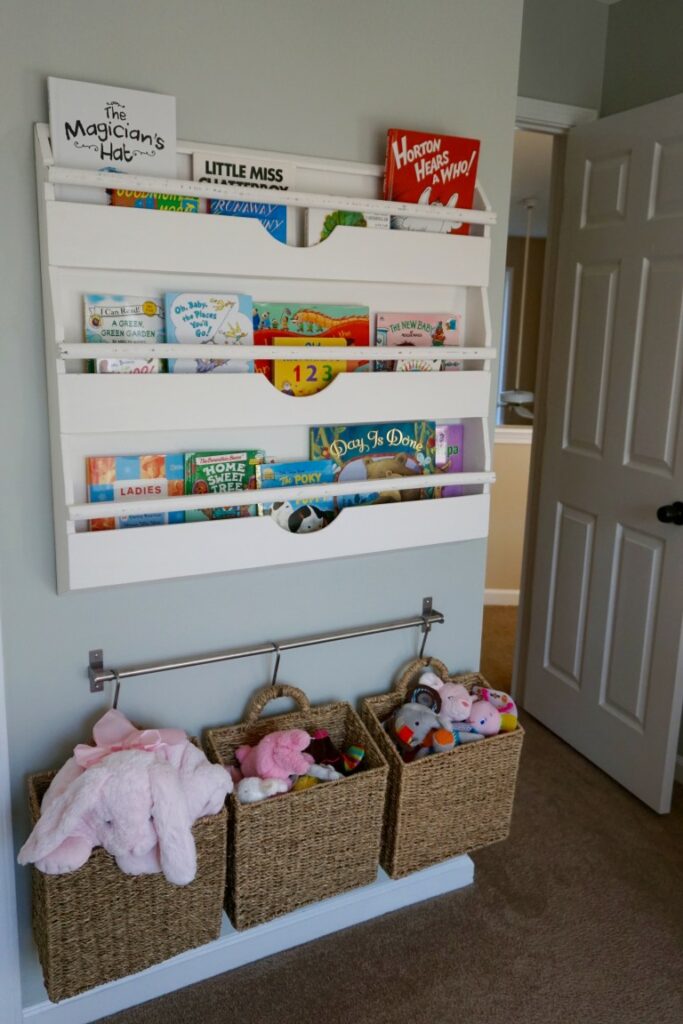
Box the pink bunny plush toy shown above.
[419,670,473,728]
[458,700,501,737]
[18,710,232,886]
[472,684,518,732]
[236,729,313,787]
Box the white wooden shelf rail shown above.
[45,164,496,229]
[60,344,496,362]
[69,471,495,523]
[36,124,497,591]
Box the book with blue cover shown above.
[165,292,253,373]
[255,459,337,532]
[210,200,287,242]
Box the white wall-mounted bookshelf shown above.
[35,124,497,592]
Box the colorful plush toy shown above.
[340,745,365,774]
[292,774,318,792]
[235,729,314,784]
[307,729,343,771]
[18,710,233,885]
[418,671,473,728]
[452,700,501,737]
[386,703,456,762]
[472,685,518,731]
[307,729,365,775]
[410,724,457,758]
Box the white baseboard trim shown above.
[484,588,520,606]
[23,854,474,1023]
[675,755,683,786]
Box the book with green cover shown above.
[184,450,264,521]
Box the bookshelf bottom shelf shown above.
[62,492,491,590]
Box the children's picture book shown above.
[383,129,480,236]
[184,450,264,521]
[375,312,463,372]
[210,201,287,243]
[273,337,348,397]
[256,460,337,533]
[435,424,464,497]
[48,78,177,204]
[111,190,203,213]
[254,303,370,382]
[165,292,253,373]
[84,294,165,373]
[193,150,293,242]
[305,208,390,245]
[310,421,435,508]
[86,454,184,531]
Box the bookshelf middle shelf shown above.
[57,369,493,434]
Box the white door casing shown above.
[523,93,683,813]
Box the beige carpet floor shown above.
[100,609,683,1024]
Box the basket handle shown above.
[243,683,312,724]
[392,656,450,699]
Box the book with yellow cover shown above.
[273,336,348,396]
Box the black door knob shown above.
[657,501,683,525]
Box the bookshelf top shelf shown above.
[36,123,496,228]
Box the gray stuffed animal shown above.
[386,703,444,762]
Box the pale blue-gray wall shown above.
[601,0,683,115]
[517,0,608,110]
[0,0,527,1005]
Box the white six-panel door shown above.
[523,93,683,813]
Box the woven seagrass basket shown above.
[360,657,524,879]
[204,683,388,930]
[28,768,227,1003]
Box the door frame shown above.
[509,98,597,705]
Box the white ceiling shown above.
[508,129,554,238]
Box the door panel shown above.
[650,137,683,219]
[582,152,630,227]
[624,258,683,473]
[545,504,594,689]
[565,263,618,455]
[523,94,683,812]
[601,525,662,726]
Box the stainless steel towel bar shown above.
[88,597,444,695]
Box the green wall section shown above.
[602,0,683,115]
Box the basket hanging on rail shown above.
[204,683,388,931]
[360,657,524,879]
[27,767,227,1003]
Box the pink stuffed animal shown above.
[18,710,232,885]
[472,685,518,731]
[465,700,501,736]
[419,671,473,727]
[236,729,313,785]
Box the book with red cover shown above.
[383,129,480,236]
